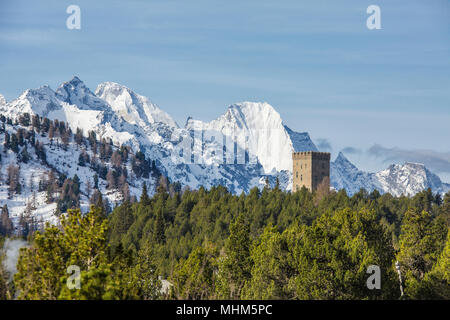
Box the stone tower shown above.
[292,151,330,192]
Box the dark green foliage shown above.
[0,126,446,303]
[170,243,218,299]
[140,183,150,206]
[105,185,449,300]
[131,151,151,178]
[396,208,449,299]
[153,208,166,245]
[18,113,30,127]
[93,174,99,189]
[34,141,46,163]
[109,201,135,252]
[18,145,31,163]
[0,205,14,237]
[216,213,252,299]
[10,134,18,153]
[56,175,81,214]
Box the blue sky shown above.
[1,0,449,181]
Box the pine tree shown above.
[171,243,218,299]
[140,183,150,205]
[0,205,14,236]
[93,174,99,189]
[216,213,252,299]
[78,153,85,166]
[106,169,115,189]
[14,207,114,299]
[6,163,20,197]
[157,175,168,194]
[412,231,450,299]
[10,134,18,153]
[3,132,10,149]
[131,243,161,300]
[75,127,83,146]
[153,208,166,244]
[287,208,398,299]
[18,145,31,163]
[396,208,448,298]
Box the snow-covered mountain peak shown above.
[331,156,449,197]
[334,152,357,169]
[56,76,108,111]
[65,75,83,86]
[284,126,317,153]
[0,94,6,106]
[1,86,64,118]
[228,101,283,129]
[331,152,382,195]
[374,161,447,196]
[185,101,317,174]
[95,82,178,128]
[401,162,426,170]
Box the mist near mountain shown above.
[2,239,28,281]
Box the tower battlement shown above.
[292,151,331,160]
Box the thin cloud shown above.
[368,144,450,173]
[341,146,361,154]
[316,138,332,152]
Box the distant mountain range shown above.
[0,77,448,220]
[331,152,450,196]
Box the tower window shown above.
[296,172,298,178]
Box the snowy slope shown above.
[185,102,318,174]
[330,152,382,195]
[95,82,178,128]
[56,76,110,111]
[0,120,156,231]
[284,126,318,153]
[0,86,64,118]
[375,162,449,197]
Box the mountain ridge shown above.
[331,152,450,196]
[1,76,448,200]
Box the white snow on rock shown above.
[1,86,63,119]
[376,162,448,197]
[95,82,178,128]
[186,102,317,174]
[0,94,6,107]
[331,152,450,196]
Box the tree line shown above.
[1,181,448,300]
